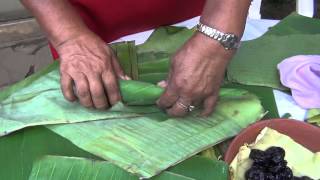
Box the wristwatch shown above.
[196,22,240,50]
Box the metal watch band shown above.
[196,22,240,50]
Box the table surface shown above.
[112,16,308,121]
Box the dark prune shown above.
[278,167,293,179]
[265,172,275,180]
[268,160,287,173]
[246,147,296,180]
[252,162,267,170]
[245,167,266,180]
[265,147,285,164]
[268,164,284,173]
[249,149,268,164]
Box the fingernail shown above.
[125,75,131,80]
[157,80,167,88]
[119,75,125,80]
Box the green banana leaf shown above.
[198,147,219,160]
[0,61,264,178]
[112,41,139,80]
[139,72,169,84]
[28,155,228,180]
[264,13,320,36]
[307,109,320,126]
[227,34,320,89]
[168,155,228,180]
[120,28,279,116]
[0,126,99,180]
[0,62,165,136]
[136,27,193,83]
[0,23,266,179]
[138,57,170,74]
[0,126,227,180]
[46,87,263,178]
[126,24,280,117]
[222,83,279,119]
[137,26,194,55]
[227,13,320,89]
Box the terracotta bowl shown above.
[224,119,320,164]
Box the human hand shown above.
[57,32,128,109]
[157,32,234,117]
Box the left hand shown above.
[157,32,235,117]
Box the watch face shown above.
[222,34,238,49]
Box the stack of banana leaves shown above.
[0,13,319,180]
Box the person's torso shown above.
[68,0,205,42]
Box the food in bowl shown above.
[230,127,320,180]
[245,146,293,179]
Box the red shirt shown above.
[51,0,205,59]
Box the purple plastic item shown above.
[278,55,320,109]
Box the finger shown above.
[157,80,168,88]
[201,95,218,117]
[87,74,109,109]
[167,97,193,117]
[72,73,94,108]
[157,86,179,109]
[102,70,122,106]
[60,73,77,102]
[124,75,131,80]
[111,56,127,79]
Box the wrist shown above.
[51,26,92,48]
[192,32,235,60]
[54,29,98,56]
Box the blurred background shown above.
[261,0,319,19]
[0,0,318,89]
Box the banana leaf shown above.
[227,13,320,89]
[112,41,139,80]
[0,62,165,136]
[137,26,194,55]
[198,147,219,160]
[0,126,99,180]
[46,87,263,178]
[28,155,228,180]
[264,13,320,36]
[139,72,169,84]
[138,57,170,74]
[0,61,264,178]
[0,126,227,180]
[222,83,279,119]
[0,24,265,179]
[135,27,193,82]
[307,109,320,126]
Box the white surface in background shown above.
[113,17,280,44]
[273,90,308,120]
[242,18,279,41]
[248,0,262,19]
[112,17,308,120]
[297,0,315,18]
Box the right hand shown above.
[57,32,127,109]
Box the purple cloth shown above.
[278,55,320,109]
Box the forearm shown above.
[200,0,251,37]
[21,0,90,47]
